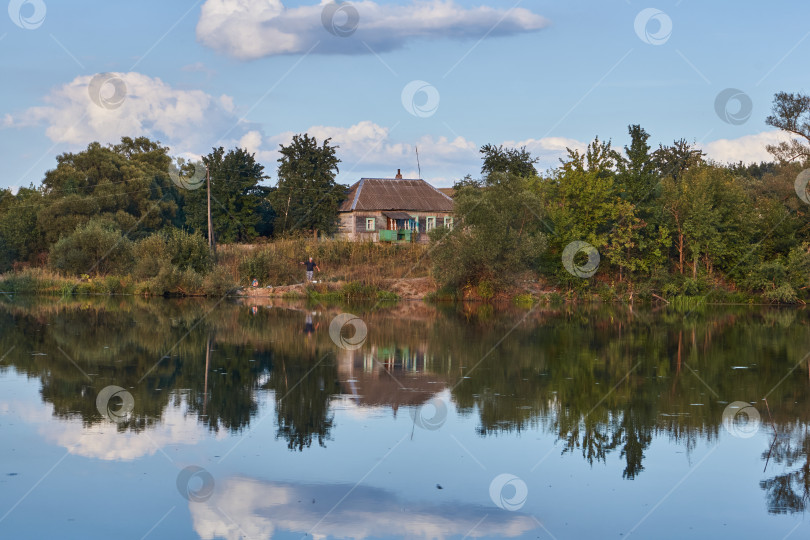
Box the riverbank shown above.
[0,266,770,307]
[0,238,779,305]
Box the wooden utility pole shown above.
[206,165,216,256]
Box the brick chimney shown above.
[395,169,402,179]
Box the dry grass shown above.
[218,237,431,287]
[1,237,433,297]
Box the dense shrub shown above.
[429,172,547,290]
[133,229,211,279]
[203,267,237,296]
[238,248,299,286]
[49,221,134,276]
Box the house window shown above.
[365,217,375,231]
[426,216,436,231]
[443,216,454,229]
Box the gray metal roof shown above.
[339,178,454,212]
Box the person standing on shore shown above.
[300,257,320,283]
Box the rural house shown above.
[338,170,454,243]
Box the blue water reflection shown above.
[0,298,808,539]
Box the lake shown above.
[0,296,808,539]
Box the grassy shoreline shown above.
[0,266,774,306]
[0,238,790,305]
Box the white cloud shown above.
[196,0,549,60]
[181,61,217,79]
[239,130,264,155]
[190,476,539,540]
[265,121,478,184]
[8,72,245,158]
[5,70,590,187]
[265,125,589,185]
[701,130,791,164]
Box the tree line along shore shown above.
[3,92,810,304]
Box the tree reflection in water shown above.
[1,297,809,515]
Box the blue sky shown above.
[2,0,808,190]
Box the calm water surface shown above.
[0,297,808,539]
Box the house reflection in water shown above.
[335,345,449,413]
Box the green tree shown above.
[0,187,44,270]
[479,144,538,178]
[541,138,627,282]
[662,166,754,279]
[617,125,657,204]
[653,139,704,182]
[430,145,547,290]
[185,147,266,243]
[270,134,343,237]
[765,91,810,162]
[37,137,179,245]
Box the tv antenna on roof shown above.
[415,146,422,179]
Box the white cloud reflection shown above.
[3,397,223,461]
[190,476,539,539]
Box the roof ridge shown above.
[340,176,454,212]
[350,178,364,211]
[423,179,454,202]
[360,177,423,181]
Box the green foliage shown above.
[746,243,810,303]
[479,144,538,178]
[238,248,299,286]
[133,229,211,285]
[430,166,547,289]
[49,220,134,276]
[7,108,810,304]
[0,187,44,270]
[513,293,536,307]
[765,91,810,162]
[270,134,343,236]
[184,147,266,243]
[168,229,212,274]
[203,267,238,296]
[762,284,799,304]
[477,280,495,300]
[425,284,461,302]
[305,281,398,302]
[539,138,637,283]
[617,125,657,204]
[37,138,180,245]
[102,275,134,295]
